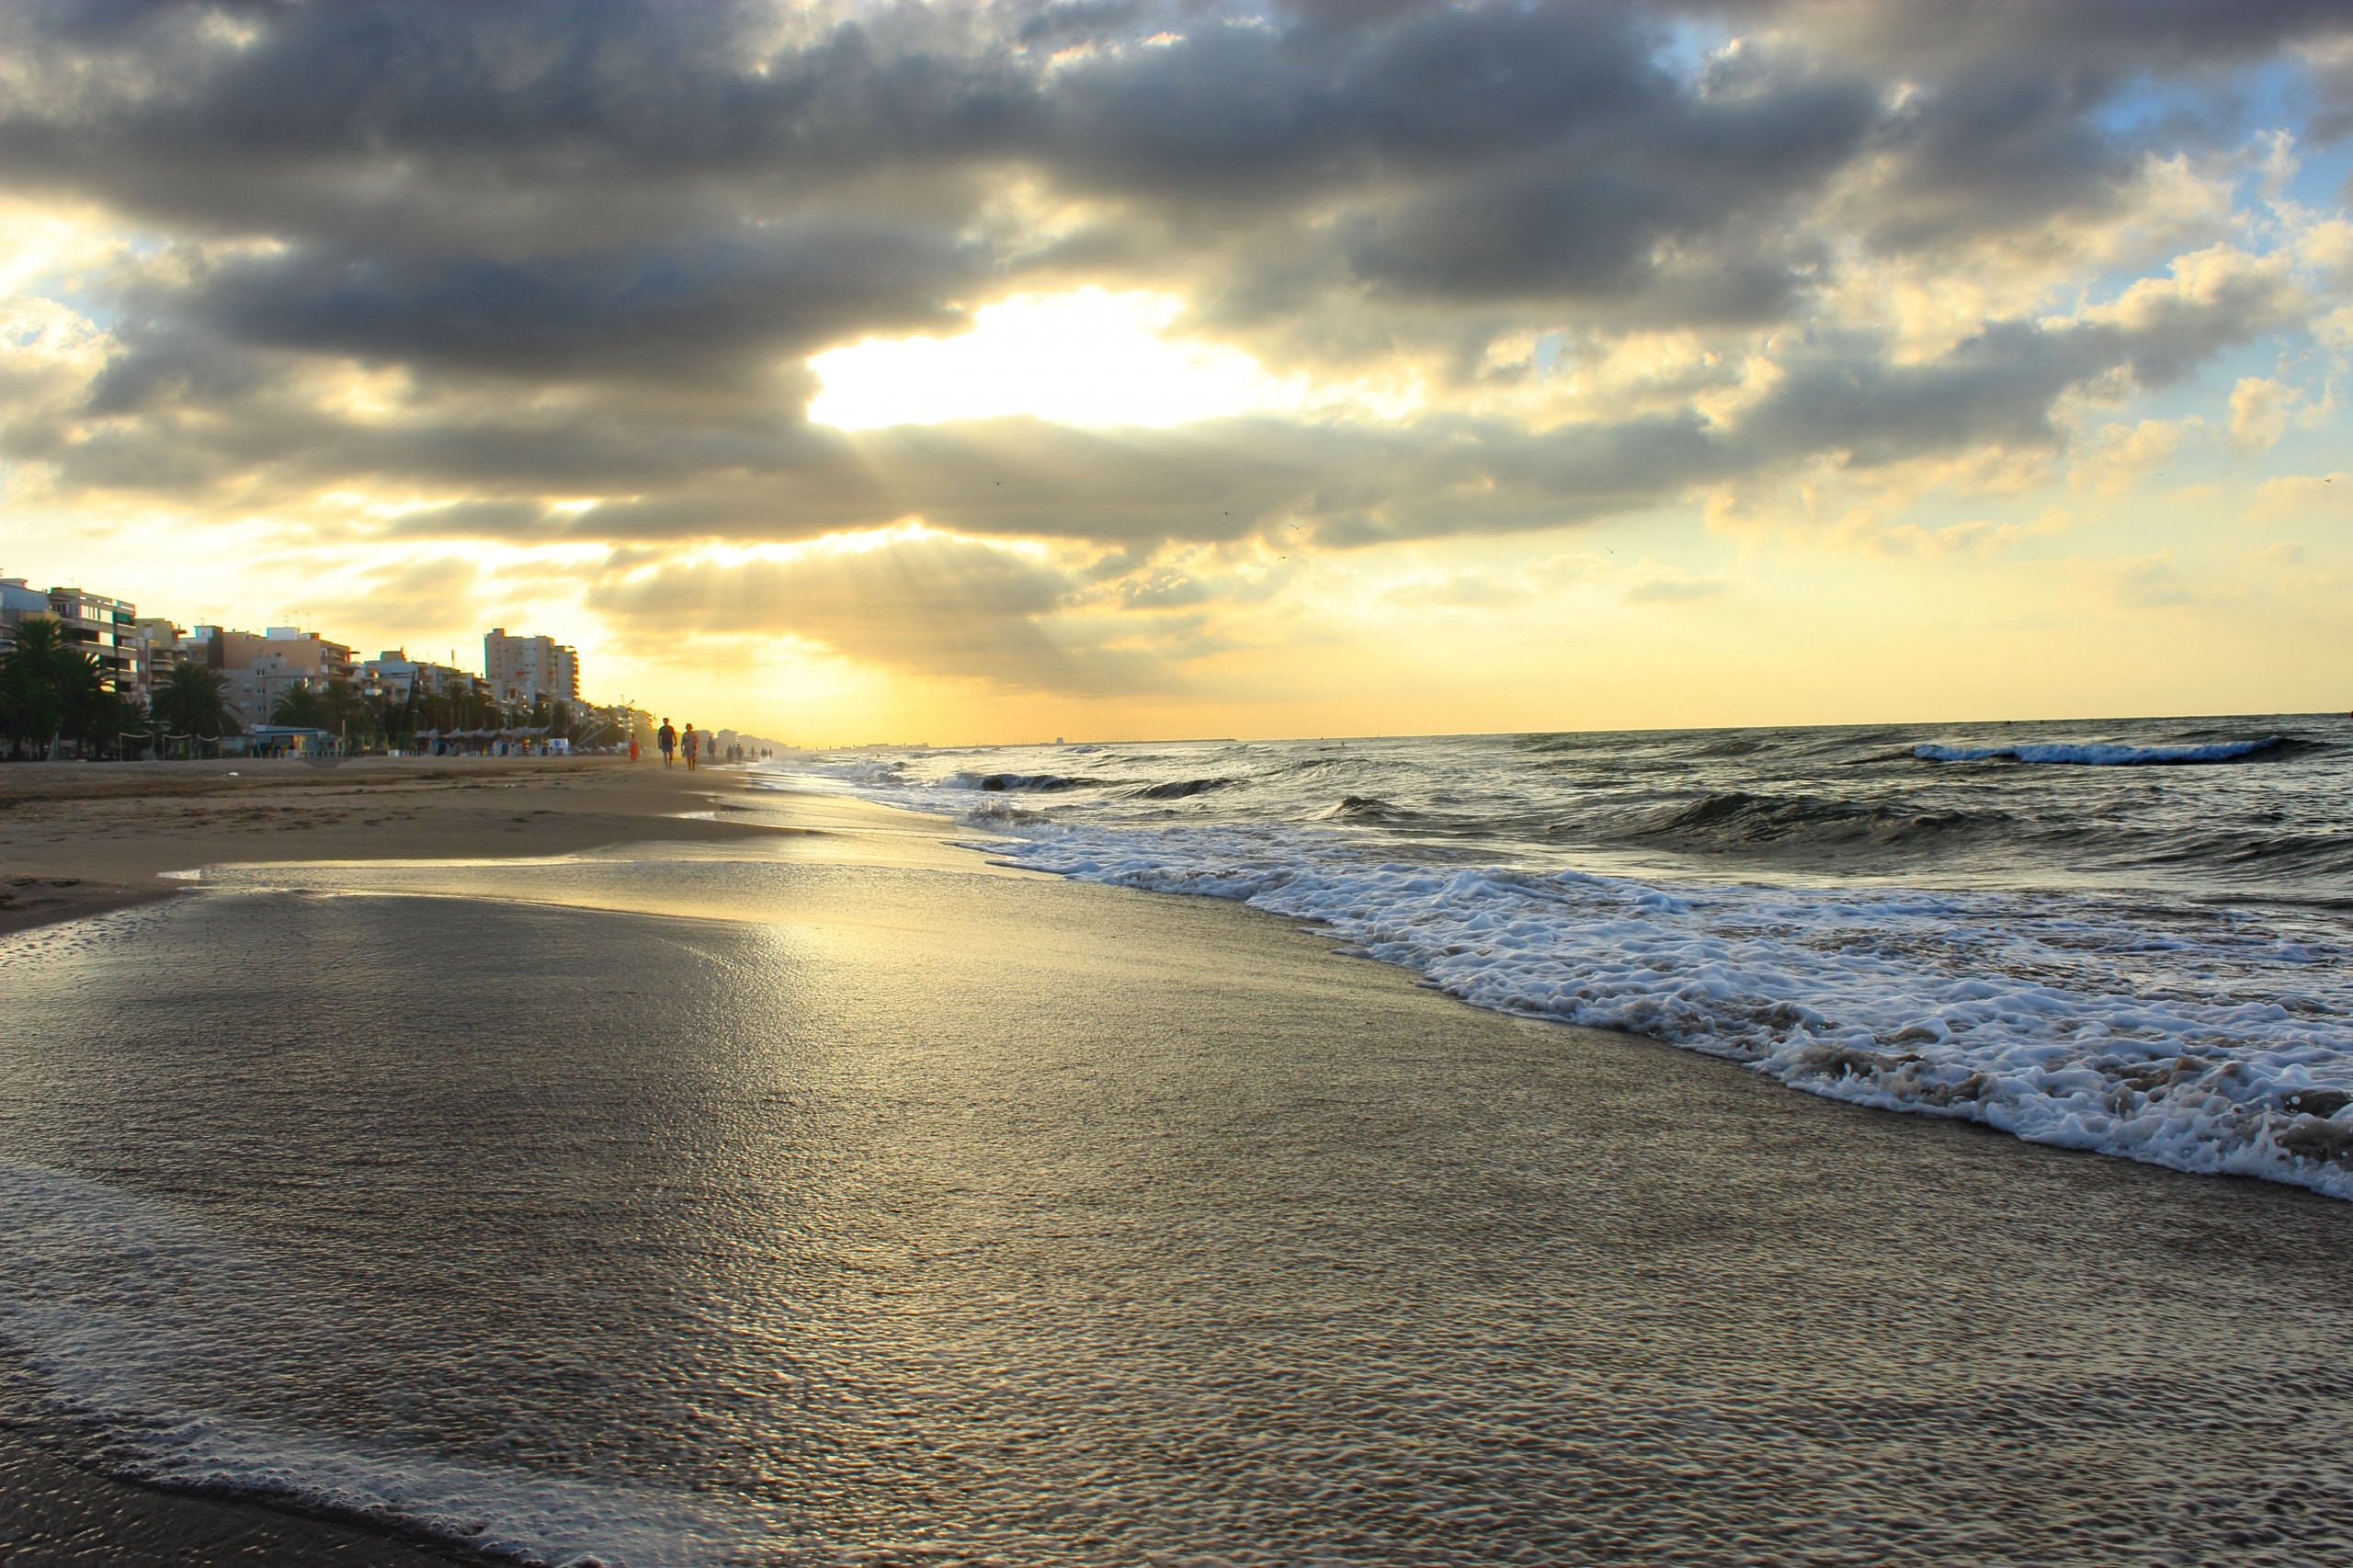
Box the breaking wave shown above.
[1131,777,1236,801]
[1313,794,1417,823]
[954,771,1095,792]
[1915,736,2289,767]
[1631,790,2004,849]
[967,822,2353,1200]
[781,714,2353,1198]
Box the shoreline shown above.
[0,1428,480,1567]
[0,756,779,937]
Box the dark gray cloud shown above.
[3,0,2348,571]
[6,267,2309,566]
[1758,0,2353,74]
[15,0,2300,353]
[192,221,980,383]
[1855,62,2132,252]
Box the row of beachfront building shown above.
[0,571,636,744]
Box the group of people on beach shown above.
[649,718,700,770]
[625,719,757,768]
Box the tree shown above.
[271,683,333,728]
[104,691,152,759]
[0,619,104,759]
[153,663,236,749]
[317,677,371,746]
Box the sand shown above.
[0,756,779,937]
[3,756,775,1564]
[0,1433,460,1565]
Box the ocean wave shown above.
[1313,794,1417,823]
[1915,736,2287,766]
[964,821,2353,1200]
[825,757,907,785]
[953,771,1096,792]
[1631,790,2004,849]
[1131,777,1235,800]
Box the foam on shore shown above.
[0,1156,756,1567]
[892,809,2353,1199]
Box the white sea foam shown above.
[0,1157,757,1567]
[929,815,2353,1197]
[771,736,2353,1198]
[1914,737,2282,766]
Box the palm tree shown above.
[105,690,152,758]
[153,663,236,752]
[271,683,334,729]
[0,619,104,759]
[316,677,371,750]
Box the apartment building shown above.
[362,650,473,703]
[0,577,50,649]
[133,618,194,688]
[6,585,143,693]
[484,628,581,706]
[199,624,357,729]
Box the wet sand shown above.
[0,1433,460,1565]
[4,780,2352,1563]
[3,756,775,1565]
[0,756,777,937]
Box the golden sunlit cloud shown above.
[809,289,1313,430]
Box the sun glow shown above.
[808,289,1305,430]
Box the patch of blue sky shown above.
[1531,331,1566,378]
[29,284,120,334]
[2091,59,2273,143]
[2094,54,2351,209]
[2283,137,2353,210]
[16,233,176,334]
[1647,13,1733,86]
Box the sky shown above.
[2,0,2351,745]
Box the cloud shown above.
[2110,551,2195,608]
[585,529,1158,693]
[1623,565,1729,603]
[2227,375,2303,450]
[322,553,488,633]
[3,0,2353,664]
[195,222,983,385]
[2246,470,2351,521]
[1378,570,1530,607]
[2072,417,2190,494]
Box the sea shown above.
[793,713,2353,1199]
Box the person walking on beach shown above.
[683,722,699,772]
[658,719,676,768]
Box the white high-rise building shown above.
[485,628,581,706]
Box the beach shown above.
[3,763,2352,1564]
[0,757,793,937]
